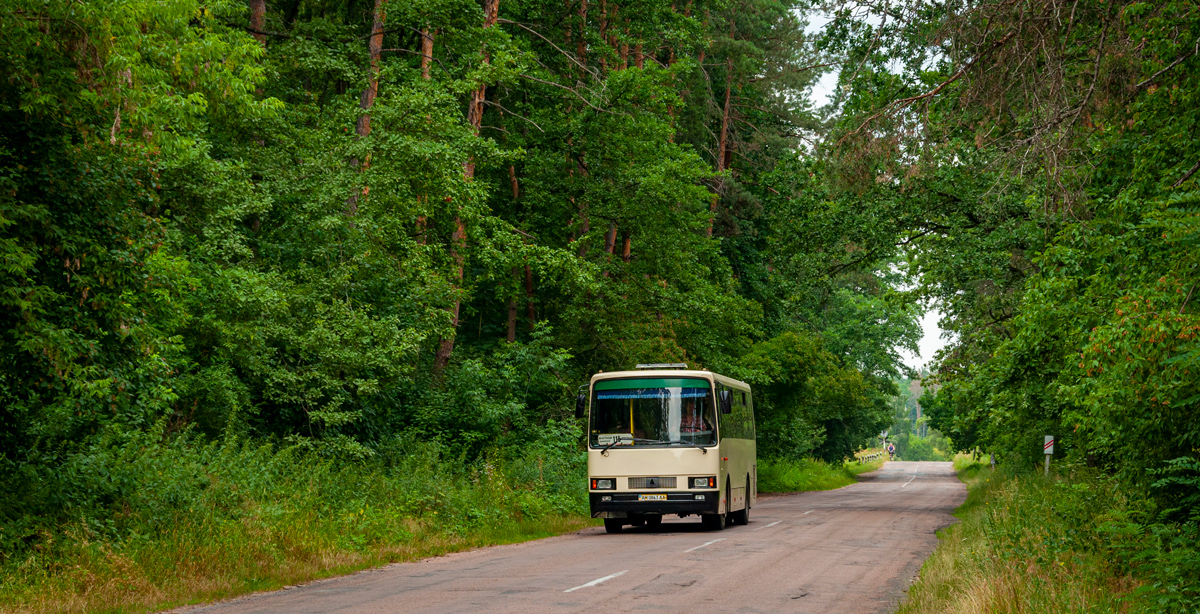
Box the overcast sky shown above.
[899,308,948,372]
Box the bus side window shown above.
[745,390,755,439]
[731,386,745,439]
[734,390,744,438]
[717,384,734,439]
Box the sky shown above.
[802,11,948,374]
[899,308,948,373]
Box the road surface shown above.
[178,461,965,614]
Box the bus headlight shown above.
[591,478,615,490]
[691,476,716,489]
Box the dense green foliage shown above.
[811,0,1200,609]
[0,0,916,573]
[818,0,1200,485]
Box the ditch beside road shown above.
[176,461,965,614]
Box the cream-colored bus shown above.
[576,364,756,533]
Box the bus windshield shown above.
[589,378,716,447]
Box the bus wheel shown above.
[604,518,624,534]
[703,483,729,531]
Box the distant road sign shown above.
[1043,436,1054,455]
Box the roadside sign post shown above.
[1043,435,1054,475]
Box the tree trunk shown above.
[621,231,631,263]
[434,0,499,374]
[416,27,433,241]
[356,0,386,139]
[420,28,434,80]
[602,220,617,277]
[707,55,733,238]
[345,0,386,218]
[249,0,266,42]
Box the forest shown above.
[1,0,1198,610]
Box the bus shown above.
[576,363,756,533]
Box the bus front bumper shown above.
[589,491,719,518]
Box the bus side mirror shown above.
[575,393,587,419]
[719,390,732,414]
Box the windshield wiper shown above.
[635,438,710,453]
[599,439,628,454]
[599,438,709,453]
[667,439,709,453]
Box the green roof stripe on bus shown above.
[594,378,711,390]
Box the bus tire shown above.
[604,518,623,534]
[701,512,725,531]
[703,482,730,531]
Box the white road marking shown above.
[804,510,815,515]
[901,474,917,488]
[684,538,726,553]
[564,570,627,593]
[754,520,782,530]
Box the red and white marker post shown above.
[1043,435,1054,475]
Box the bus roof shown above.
[589,369,750,390]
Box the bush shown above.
[904,436,950,462]
[757,457,881,493]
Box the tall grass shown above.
[757,456,883,493]
[0,435,592,614]
[898,454,1143,614]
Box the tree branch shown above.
[481,100,545,133]
[839,30,1017,144]
[1134,36,1200,90]
[498,18,598,79]
[516,74,621,115]
[1173,159,1200,188]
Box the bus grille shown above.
[627,477,677,489]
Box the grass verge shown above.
[0,438,593,614]
[895,454,1143,614]
[757,456,884,493]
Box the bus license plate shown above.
[638,494,667,501]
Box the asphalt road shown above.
[179,461,965,614]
